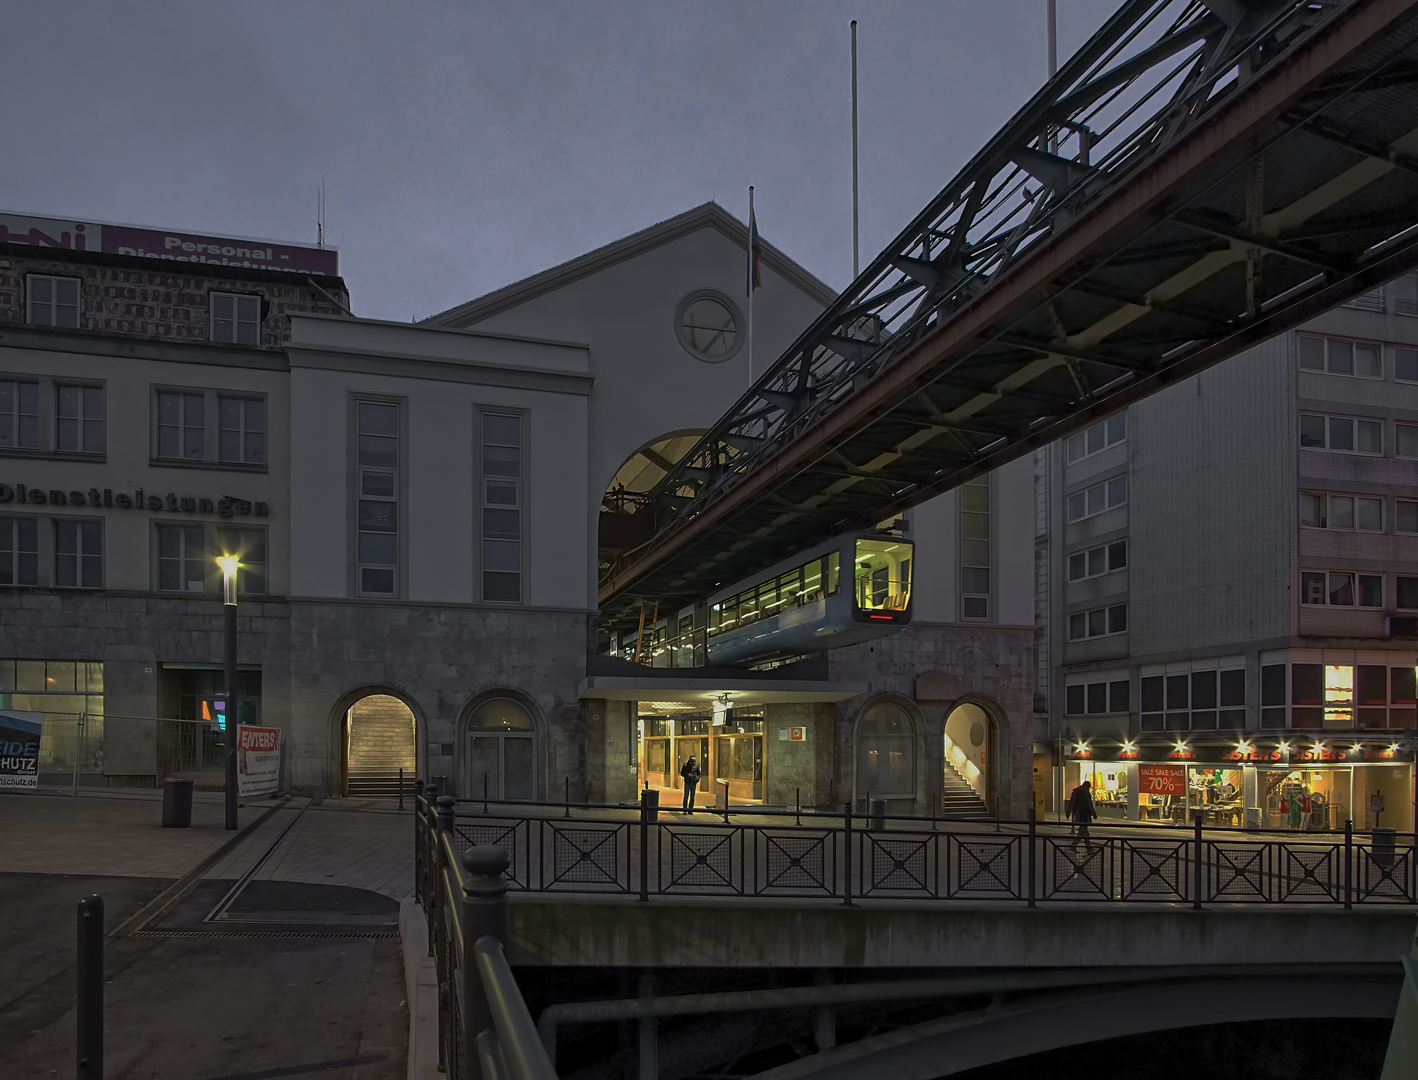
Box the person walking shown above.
[1068,779,1098,851]
[680,755,702,813]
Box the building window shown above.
[0,518,38,586]
[960,475,989,619]
[0,380,39,450]
[1397,422,1418,460]
[1398,501,1418,534]
[1398,577,1418,609]
[1396,347,1418,383]
[1342,287,1385,312]
[26,275,80,329]
[156,391,205,460]
[1067,539,1127,581]
[1297,334,1382,378]
[1140,661,1245,731]
[481,412,522,603]
[1068,603,1127,641]
[1064,673,1129,716]
[356,400,399,597]
[1299,492,1383,531]
[55,384,104,455]
[1065,414,1126,463]
[1395,276,1418,317]
[54,520,101,589]
[157,524,208,592]
[218,396,266,465]
[675,292,741,363]
[1299,412,1382,455]
[1066,475,1127,523]
[209,292,262,346]
[1300,570,1383,607]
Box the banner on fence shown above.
[0,710,43,790]
[236,724,280,796]
[1138,763,1186,796]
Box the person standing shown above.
[1069,779,1098,850]
[680,755,702,813]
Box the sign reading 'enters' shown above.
[1138,763,1186,796]
[236,724,281,797]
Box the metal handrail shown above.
[474,937,558,1080]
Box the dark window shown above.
[481,413,522,603]
[0,518,38,586]
[1086,683,1107,714]
[157,524,207,592]
[1261,664,1286,707]
[27,275,80,328]
[1191,670,1217,710]
[55,521,101,588]
[1108,680,1129,713]
[1065,684,1085,716]
[356,401,399,596]
[1398,577,1418,609]
[1108,605,1127,633]
[1392,666,1417,706]
[1219,669,1245,708]
[1108,541,1127,571]
[218,396,266,464]
[56,385,103,454]
[218,527,267,595]
[1166,674,1188,710]
[1140,676,1163,713]
[157,391,205,460]
[1291,664,1323,706]
[1357,666,1388,706]
[0,380,40,450]
[1301,571,1326,605]
[210,292,261,346]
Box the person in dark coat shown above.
[1069,779,1098,849]
[679,755,701,813]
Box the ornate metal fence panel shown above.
[452,818,529,890]
[1355,841,1416,903]
[1278,842,1342,903]
[540,820,630,892]
[859,829,938,897]
[1119,839,1188,902]
[755,827,836,896]
[661,824,742,893]
[948,833,1022,900]
[1043,837,1115,900]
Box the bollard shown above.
[639,788,658,902]
[843,802,854,907]
[565,775,571,818]
[868,798,887,832]
[483,772,489,814]
[1192,815,1204,910]
[398,767,405,811]
[77,894,103,1080]
[796,786,801,827]
[1027,806,1037,909]
[463,845,511,1078]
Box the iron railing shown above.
[415,788,1418,909]
[416,786,558,1080]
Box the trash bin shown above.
[868,798,888,831]
[161,778,194,829]
[1371,827,1396,868]
[641,787,660,823]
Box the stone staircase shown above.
[941,759,990,819]
[346,767,415,799]
[346,695,416,799]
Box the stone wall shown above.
[0,244,348,346]
[826,622,1036,817]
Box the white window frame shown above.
[217,395,267,465]
[209,292,262,346]
[1066,475,1127,523]
[25,274,81,329]
[1299,492,1384,532]
[54,519,102,589]
[1397,421,1418,460]
[1067,603,1128,641]
[1395,346,1418,384]
[1297,334,1382,379]
[0,516,39,586]
[478,409,525,604]
[1398,500,1418,535]
[354,398,402,599]
[1065,414,1126,464]
[1063,670,1131,716]
[0,378,40,451]
[55,383,104,456]
[959,475,990,620]
[1300,570,1384,608]
[1298,412,1383,455]
[1067,539,1127,582]
[156,523,209,593]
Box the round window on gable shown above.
[676,291,741,363]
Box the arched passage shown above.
[462,695,539,801]
[854,699,918,814]
[342,692,417,798]
[944,701,997,816]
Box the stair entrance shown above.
[343,694,416,798]
[943,702,993,818]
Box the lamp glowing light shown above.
[216,555,240,606]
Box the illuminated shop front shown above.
[1060,737,1414,831]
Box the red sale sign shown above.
[1138,764,1186,796]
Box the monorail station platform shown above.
[580,655,868,808]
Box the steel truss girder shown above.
[600,0,1418,626]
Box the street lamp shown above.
[217,555,240,831]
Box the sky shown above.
[3,1,1119,323]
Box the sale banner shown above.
[1138,763,1187,796]
[236,724,281,797]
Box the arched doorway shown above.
[464,697,537,801]
[343,693,416,798]
[944,701,995,816]
[855,700,917,813]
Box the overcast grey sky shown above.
[3,1,1118,322]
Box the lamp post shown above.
[217,555,240,831]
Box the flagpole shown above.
[851,19,859,280]
[748,185,754,388]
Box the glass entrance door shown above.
[465,698,537,801]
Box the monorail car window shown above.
[853,539,913,612]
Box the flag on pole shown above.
[747,190,762,297]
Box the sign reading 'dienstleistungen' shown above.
[0,484,268,518]
[0,211,338,277]
[0,711,43,790]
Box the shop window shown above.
[1297,334,1382,378]
[1065,413,1126,463]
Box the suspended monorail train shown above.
[700,531,915,666]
